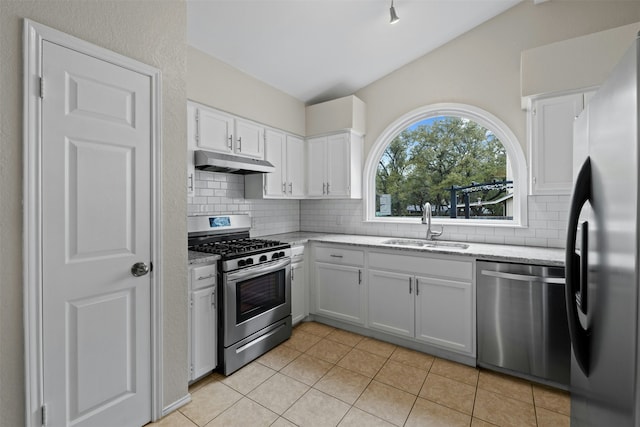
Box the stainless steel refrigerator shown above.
[566,35,640,426]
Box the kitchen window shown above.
[363,103,528,226]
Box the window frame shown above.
[363,103,528,227]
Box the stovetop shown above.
[189,238,289,260]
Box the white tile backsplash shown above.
[300,195,570,249]
[189,170,569,248]
[188,171,300,237]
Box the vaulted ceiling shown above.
[188,0,523,104]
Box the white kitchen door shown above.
[41,40,152,427]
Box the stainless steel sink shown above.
[381,238,469,250]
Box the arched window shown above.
[363,104,527,226]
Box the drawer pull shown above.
[197,274,215,280]
[330,254,343,258]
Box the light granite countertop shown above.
[188,250,220,265]
[263,232,565,267]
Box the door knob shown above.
[131,262,150,277]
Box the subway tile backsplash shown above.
[188,171,299,237]
[299,195,569,249]
[188,170,568,248]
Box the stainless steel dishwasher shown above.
[477,260,569,387]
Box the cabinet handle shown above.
[330,254,343,258]
[282,182,286,193]
[358,269,362,284]
[197,274,215,281]
[326,182,330,194]
[322,182,326,195]
[409,277,412,294]
[416,278,419,295]
[288,182,293,194]
[228,135,233,150]
[211,291,216,308]
[237,136,242,151]
[291,267,294,280]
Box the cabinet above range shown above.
[188,101,265,160]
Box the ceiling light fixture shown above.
[389,0,400,24]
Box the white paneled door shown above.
[41,40,152,427]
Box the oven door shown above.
[223,257,291,346]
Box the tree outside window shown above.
[375,116,512,220]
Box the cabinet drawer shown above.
[369,251,472,281]
[191,264,217,290]
[315,245,364,266]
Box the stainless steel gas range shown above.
[187,214,291,375]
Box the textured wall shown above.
[0,1,188,425]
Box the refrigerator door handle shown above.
[566,157,592,376]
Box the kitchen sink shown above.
[381,238,469,250]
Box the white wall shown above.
[0,2,188,425]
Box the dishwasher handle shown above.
[480,269,565,284]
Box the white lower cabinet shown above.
[188,263,217,382]
[190,286,217,381]
[311,244,474,357]
[291,245,308,325]
[368,269,414,338]
[414,275,473,353]
[312,245,365,325]
[367,251,474,355]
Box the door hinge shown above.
[41,404,48,426]
[39,77,44,99]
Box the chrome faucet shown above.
[422,202,443,240]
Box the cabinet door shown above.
[307,136,326,196]
[531,93,583,195]
[190,287,217,380]
[291,261,307,325]
[264,129,286,197]
[235,118,264,159]
[368,269,414,338]
[198,107,234,153]
[286,135,306,197]
[326,133,350,197]
[415,275,473,354]
[314,262,364,325]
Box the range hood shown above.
[194,150,275,174]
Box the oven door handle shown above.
[225,258,291,282]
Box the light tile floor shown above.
[148,321,570,427]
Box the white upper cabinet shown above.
[234,118,264,159]
[286,135,306,197]
[307,131,363,199]
[188,101,265,160]
[245,130,306,199]
[529,91,595,195]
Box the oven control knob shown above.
[246,258,254,265]
[279,251,285,258]
[259,255,267,262]
[238,259,246,267]
[271,252,279,260]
